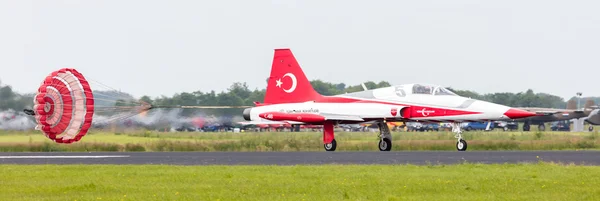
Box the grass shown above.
[0,130,598,152]
[0,162,599,200]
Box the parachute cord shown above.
[86,77,141,102]
[92,108,151,125]
[87,77,126,95]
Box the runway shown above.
[1,151,599,165]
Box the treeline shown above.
[0,80,34,111]
[147,81,392,107]
[145,81,392,116]
[1,79,599,115]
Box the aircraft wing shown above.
[240,112,366,125]
[518,107,575,116]
[238,120,305,125]
[318,113,365,121]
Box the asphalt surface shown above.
[1,151,599,165]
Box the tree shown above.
[227,82,251,100]
[447,88,481,99]
[310,80,341,95]
[335,83,346,92]
[216,92,244,106]
[245,89,265,105]
[139,96,153,104]
[376,81,391,88]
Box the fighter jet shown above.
[241,48,536,151]
[516,102,599,131]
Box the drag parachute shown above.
[31,68,152,143]
[33,68,94,143]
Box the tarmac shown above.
[1,151,599,165]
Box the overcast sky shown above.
[1,0,599,100]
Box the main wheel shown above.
[456,139,467,151]
[324,139,337,151]
[590,126,594,132]
[538,124,546,131]
[378,138,392,151]
[523,124,530,131]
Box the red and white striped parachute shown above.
[33,68,94,143]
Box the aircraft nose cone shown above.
[503,108,536,119]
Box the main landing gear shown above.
[523,121,531,131]
[321,121,393,151]
[323,122,337,151]
[451,122,467,151]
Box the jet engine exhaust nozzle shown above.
[243,108,252,121]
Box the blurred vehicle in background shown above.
[462,122,494,131]
[551,120,570,131]
[494,121,519,131]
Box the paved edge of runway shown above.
[1,151,599,165]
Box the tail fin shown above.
[566,99,577,110]
[263,49,322,104]
[585,99,596,109]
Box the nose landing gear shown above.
[377,121,392,151]
[452,122,468,151]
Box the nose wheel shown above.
[456,139,467,151]
[379,138,392,151]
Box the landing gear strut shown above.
[451,122,467,151]
[323,122,336,151]
[376,121,392,151]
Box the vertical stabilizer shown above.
[263,49,322,104]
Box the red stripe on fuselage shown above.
[315,96,481,117]
[253,95,482,120]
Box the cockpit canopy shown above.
[400,84,457,96]
[340,83,460,100]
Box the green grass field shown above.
[0,130,598,152]
[0,162,598,201]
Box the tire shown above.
[456,139,467,151]
[590,126,594,132]
[503,127,508,131]
[378,138,392,151]
[324,139,337,151]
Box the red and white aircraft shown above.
[242,48,536,151]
